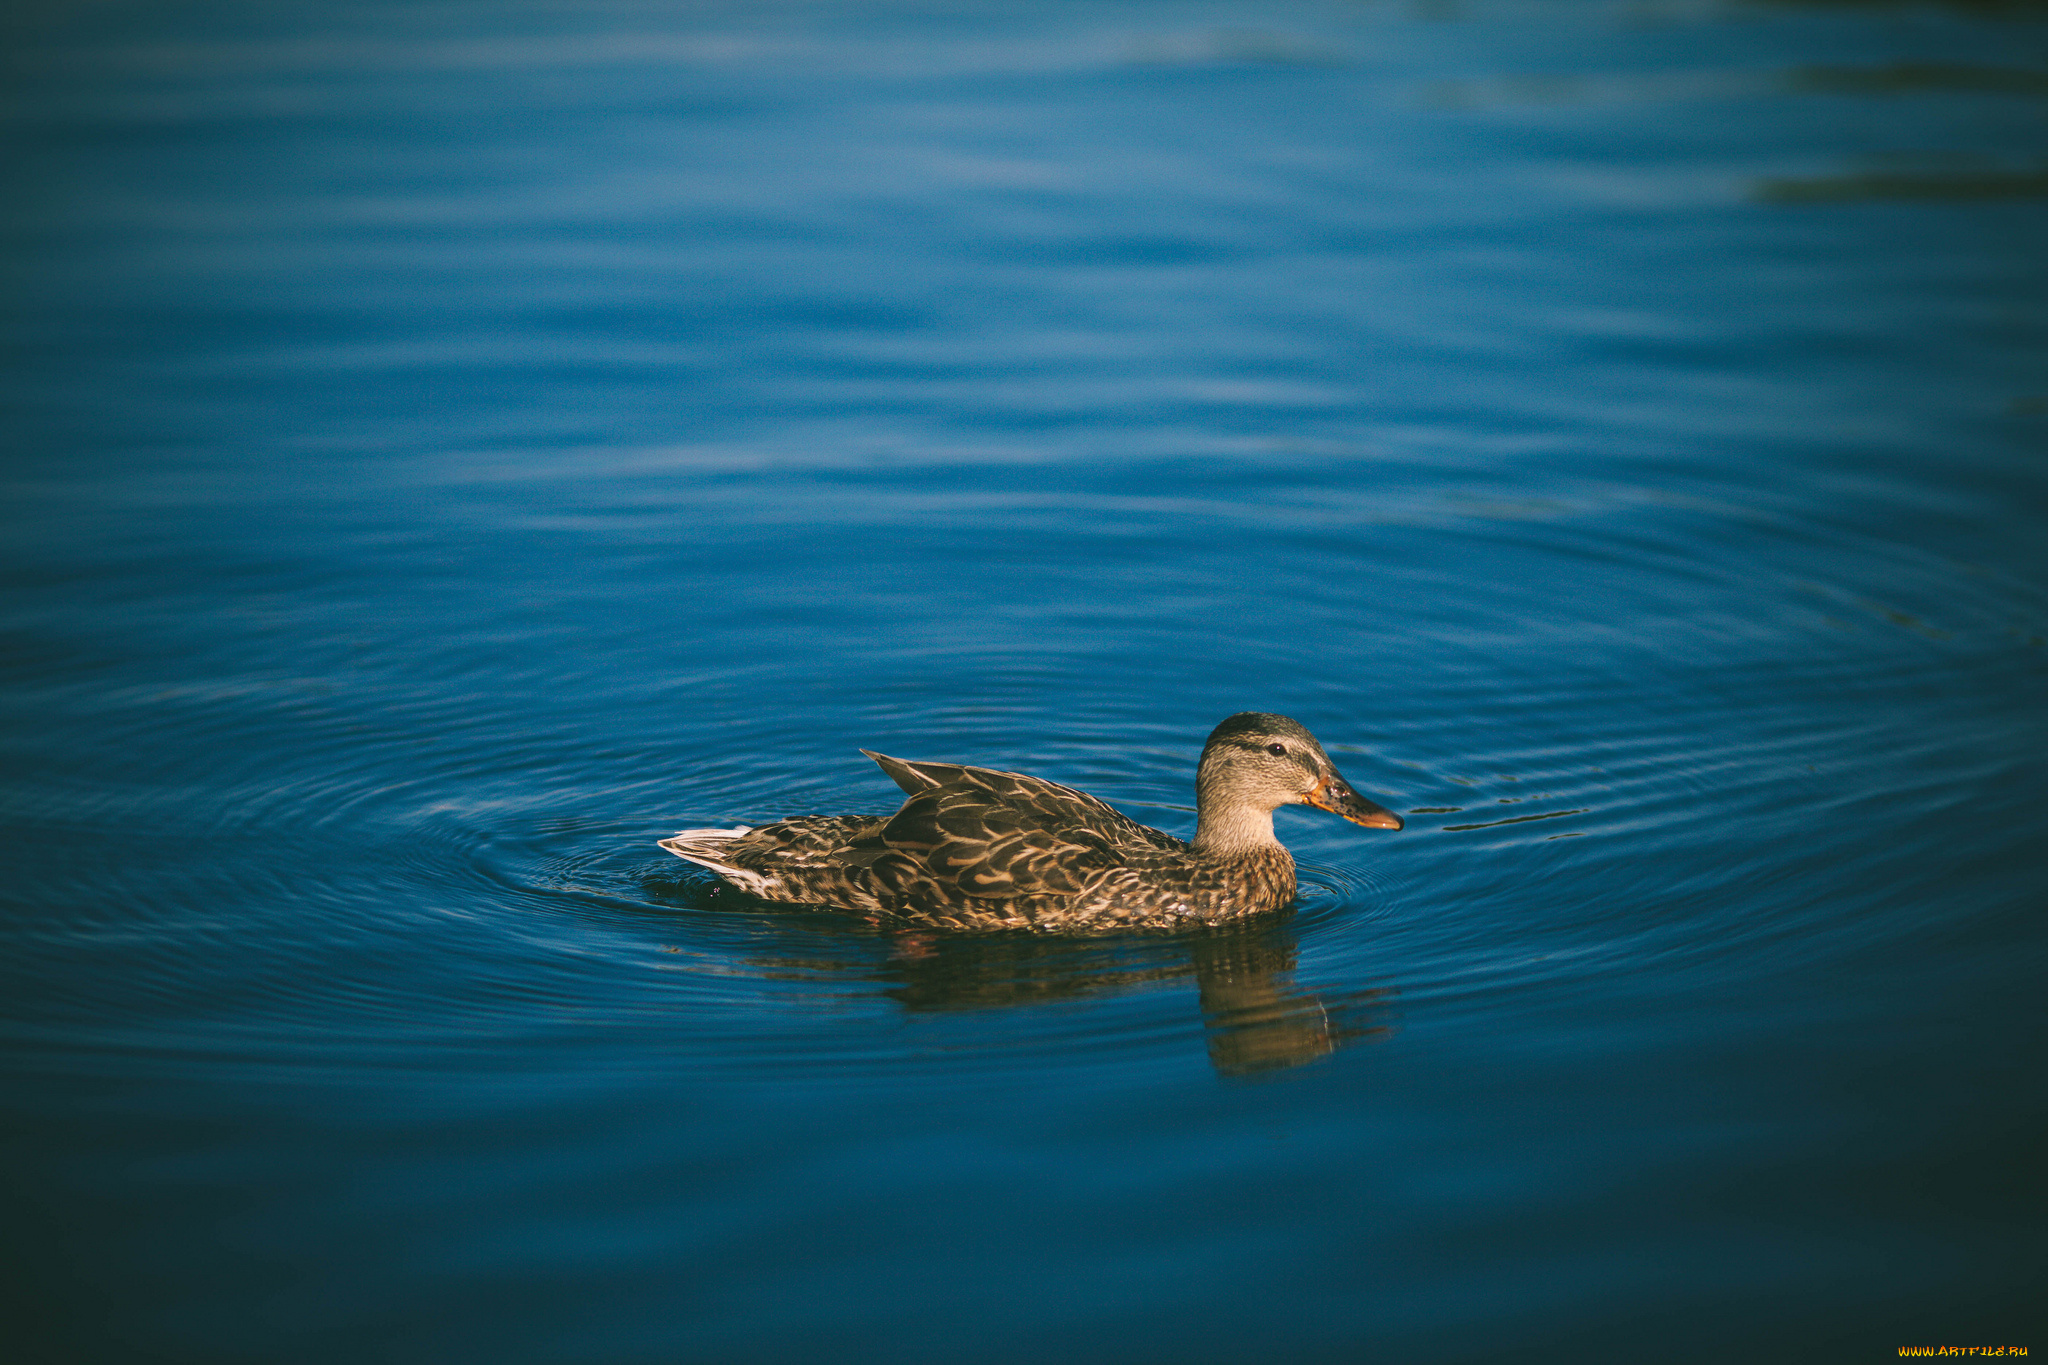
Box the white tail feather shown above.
[657,826,782,895]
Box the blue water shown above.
[3,1,2045,1360]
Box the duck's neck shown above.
[1191,803,1283,859]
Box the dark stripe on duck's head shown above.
[1204,712,1319,750]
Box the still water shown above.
[3,0,2044,1360]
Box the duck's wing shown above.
[866,754,1169,837]
[869,765,1181,900]
[863,749,962,795]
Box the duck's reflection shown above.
[642,872,1396,1077]
[1188,923,1394,1075]
[866,913,1393,1078]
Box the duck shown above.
[658,712,1402,931]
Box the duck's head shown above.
[1195,712,1403,835]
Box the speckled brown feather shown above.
[662,756,1296,930]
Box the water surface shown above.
[3,1,2045,1360]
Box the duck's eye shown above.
[1267,743,1287,756]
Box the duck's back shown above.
[695,761,1196,924]
[670,755,1294,929]
[866,761,1189,887]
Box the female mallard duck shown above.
[659,713,1402,931]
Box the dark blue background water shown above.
[4,1,2045,1360]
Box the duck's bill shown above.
[1306,778,1404,830]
